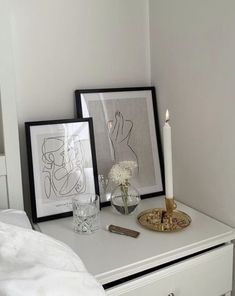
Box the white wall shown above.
[149,0,235,292]
[150,0,235,226]
[0,105,4,153]
[0,1,24,209]
[9,0,150,213]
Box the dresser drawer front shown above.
[106,244,233,296]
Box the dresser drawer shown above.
[106,244,233,296]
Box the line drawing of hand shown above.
[107,111,139,172]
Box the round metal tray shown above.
[137,208,191,232]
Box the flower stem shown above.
[120,182,129,215]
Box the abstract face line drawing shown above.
[107,111,139,173]
[41,136,86,199]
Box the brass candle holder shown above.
[137,197,191,232]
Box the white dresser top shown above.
[38,197,235,284]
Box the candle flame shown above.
[165,109,170,122]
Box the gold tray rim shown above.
[137,208,192,232]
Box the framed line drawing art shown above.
[75,87,165,205]
[25,118,99,222]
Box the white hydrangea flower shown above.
[119,161,137,172]
[109,161,137,185]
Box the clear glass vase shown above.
[110,182,140,215]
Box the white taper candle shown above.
[163,110,173,198]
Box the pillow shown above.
[0,209,32,229]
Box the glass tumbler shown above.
[72,194,100,234]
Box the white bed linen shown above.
[0,209,32,229]
[0,221,105,296]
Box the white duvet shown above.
[0,221,105,296]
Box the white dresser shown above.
[38,197,235,296]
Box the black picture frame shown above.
[25,118,99,223]
[75,87,165,206]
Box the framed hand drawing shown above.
[75,87,165,205]
[25,118,99,222]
